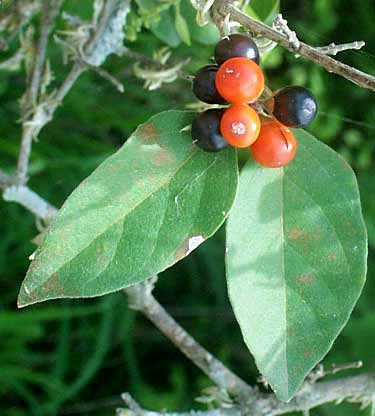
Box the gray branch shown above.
[27,0,64,106]
[3,185,58,220]
[125,278,254,399]
[17,0,64,184]
[212,1,375,92]
[118,394,239,416]
[0,169,57,220]
[119,374,375,416]
[315,41,366,56]
[15,0,131,185]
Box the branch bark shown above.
[212,1,375,92]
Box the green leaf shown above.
[226,129,367,402]
[180,0,220,45]
[174,2,191,46]
[134,0,181,47]
[152,8,181,47]
[247,0,280,24]
[18,111,238,307]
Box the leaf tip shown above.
[17,284,35,308]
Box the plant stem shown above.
[16,0,64,184]
[212,1,375,92]
[125,278,254,399]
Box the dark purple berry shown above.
[272,86,318,128]
[191,109,228,152]
[192,65,226,105]
[215,34,260,66]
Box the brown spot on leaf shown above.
[20,272,66,307]
[288,228,321,253]
[288,228,318,242]
[138,123,159,143]
[303,350,312,358]
[328,252,337,261]
[27,257,42,274]
[175,240,190,262]
[151,148,174,167]
[288,228,304,240]
[296,273,316,288]
[41,272,65,296]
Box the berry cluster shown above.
[191,34,318,168]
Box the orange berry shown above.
[220,104,261,148]
[215,57,264,104]
[250,121,297,168]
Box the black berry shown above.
[215,34,260,66]
[191,109,228,152]
[272,86,318,128]
[192,65,226,104]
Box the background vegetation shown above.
[0,0,374,414]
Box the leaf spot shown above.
[138,122,160,143]
[295,273,316,288]
[151,148,174,167]
[328,252,337,261]
[288,228,304,240]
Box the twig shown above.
[211,1,375,92]
[308,361,363,383]
[3,185,58,220]
[123,48,191,83]
[273,14,300,51]
[255,373,375,415]
[124,278,254,399]
[15,0,131,186]
[118,393,238,416]
[0,1,41,51]
[0,169,57,220]
[123,48,167,70]
[16,0,64,185]
[119,374,375,416]
[84,62,124,92]
[27,0,64,107]
[316,41,366,56]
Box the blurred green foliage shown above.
[0,0,374,415]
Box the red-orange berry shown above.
[220,104,261,148]
[215,57,264,104]
[250,120,297,167]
